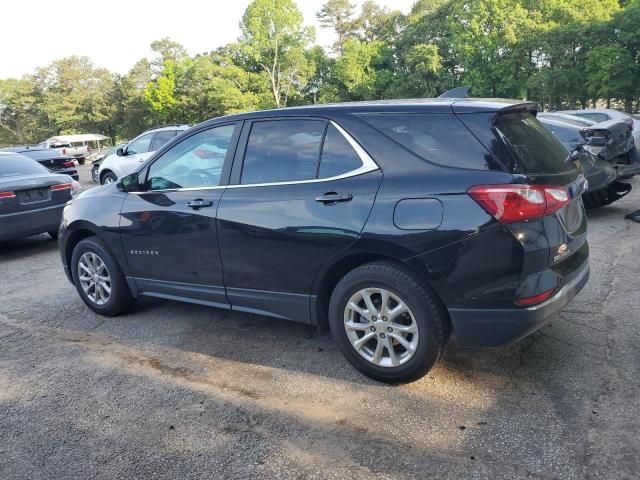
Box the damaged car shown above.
[538,113,640,208]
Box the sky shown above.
[1,0,416,79]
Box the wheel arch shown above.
[63,222,109,283]
[311,250,448,332]
[99,168,116,184]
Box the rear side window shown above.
[361,113,499,170]
[241,120,325,184]
[150,130,177,151]
[318,124,362,178]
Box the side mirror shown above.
[116,148,126,156]
[116,172,141,192]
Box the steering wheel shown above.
[185,168,218,186]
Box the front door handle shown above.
[315,192,353,205]
[187,199,213,210]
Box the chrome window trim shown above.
[128,120,378,194]
[227,120,379,189]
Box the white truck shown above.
[36,134,110,165]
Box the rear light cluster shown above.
[51,180,82,195]
[468,184,570,224]
[515,288,556,307]
[0,191,16,198]
[62,161,75,168]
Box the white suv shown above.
[98,125,190,184]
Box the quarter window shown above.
[318,124,363,178]
[241,120,325,185]
[146,124,236,191]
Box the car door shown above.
[217,118,383,323]
[119,122,240,308]
[119,132,155,177]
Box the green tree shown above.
[240,0,315,107]
[317,0,357,54]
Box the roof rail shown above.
[438,87,471,98]
[140,124,191,134]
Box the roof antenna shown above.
[438,87,470,98]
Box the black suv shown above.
[59,99,589,382]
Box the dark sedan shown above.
[0,147,79,180]
[0,152,81,242]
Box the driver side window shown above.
[126,133,154,155]
[146,124,237,191]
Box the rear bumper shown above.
[615,163,640,179]
[448,261,589,347]
[0,204,64,241]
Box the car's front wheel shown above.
[101,171,117,185]
[71,237,135,316]
[328,261,448,383]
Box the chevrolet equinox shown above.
[59,99,590,382]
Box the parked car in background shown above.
[60,99,589,382]
[0,147,79,180]
[539,113,640,208]
[91,143,126,183]
[98,126,189,184]
[559,108,640,148]
[0,152,81,242]
[36,134,111,166]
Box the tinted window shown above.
[150,130,177,151]
[318,124,362,178]
[127,133,154,155]
[575,112,609,123]
[241,120,325,184]
[362,113,497,170]
[540,122,583,150]
[146,124,236,191]
[491,112,572,174]
[0,154,48,178]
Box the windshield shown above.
[0,155,48,178]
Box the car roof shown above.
[197,98,538,125]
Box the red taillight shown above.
[515,288,556,307]
[0,191,16,198]
[63,161,75,168]
[468,184,570,224]
[50,183,72,191]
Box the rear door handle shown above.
[315,192,353,205]
[187,199,213,210]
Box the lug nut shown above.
[379,333,386,339]
[382,316,388,321]
[387,327,393,333]
[370,326,376,332]
[371,316,377,321]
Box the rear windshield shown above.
[360,113,503,170]
[460,111,573,175]
[0,155,48,178]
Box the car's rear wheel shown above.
[71,237,135,316]
[328,261,448,383]
[101,171,117,185]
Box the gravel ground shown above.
[1,164,639,479]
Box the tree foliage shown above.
[1,0,639,147]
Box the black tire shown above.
[77,157,86,166]
[328,261,449,383]
[101,171,117,185]
[47,230,58,240]
[71,237,135,316]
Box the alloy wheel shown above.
[77,252,112,306]
[344,287,419,367]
